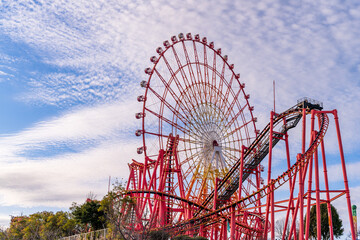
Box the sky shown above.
[0,0,360,236]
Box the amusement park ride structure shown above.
[124,33,356,239]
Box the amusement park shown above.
[1,1,360,240]
[117,33,358,239]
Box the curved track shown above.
[159,101,328,234]
[126,99,327,235]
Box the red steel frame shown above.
[123,34,356,240]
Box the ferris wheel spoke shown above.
[223,118,254,139]
[192,42,204,86]
[177,137,199,145]
[147,86,192,126]
[210,51,217,104]
[145,107,189,134]
[219,74,235,111]
[153,68,195,119]
[222,148,241,163]
[143,131,173,139]
[220,102,247,137]
[171,46,199,107]
[180,151,203,166]
[197,164,213,199]
[185,104,211,134]
[214,58,226,107]
[161,55,197,111]
[221,89,243,124]
[185,162,203,200]
[181,42,204,104]
[201,43,211,104]
[222,137,244,147]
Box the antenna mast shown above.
[273,80,276,113]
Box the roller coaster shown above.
[123,33,356,239]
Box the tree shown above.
[6,211,76,240]
[275,217,299,239]
[100,180,135,239]
[172,236,208,240]
[70,198,107,232]
[0,226,10,240]
[8,216,28,240]
[306,203,344,239]
[275,218,290,239]
[149,230,170,240]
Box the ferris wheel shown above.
[135,33,259,204]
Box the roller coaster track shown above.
[165,100,329,233]
[193,100,323,217]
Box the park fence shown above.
[59,228,109,240]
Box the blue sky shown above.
[1,0,360,236]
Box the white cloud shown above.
[0,98,144,207]
[0,100,139,151]
[0,140,135,207]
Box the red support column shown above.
[298,154,304,240]
[282,170,298,240]
[319,138,334,240]
[333,110,356,239]
[264,111,275,239]
[271,182,275,240]
[313,133,321,240]
[316,115,334,240]
[288,155,303,240]
[231,205,236,240]
[221,219,227,240]
[304,136,314,239]
[214,178,218,211]
[298,108,307,240]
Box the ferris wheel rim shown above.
[138,33,257,158]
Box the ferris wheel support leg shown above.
[333,110,356,239]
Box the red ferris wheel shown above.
[124,33,356,240]
[136,32,259,206]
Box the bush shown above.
[149,230,170,240]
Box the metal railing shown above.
[59,228,109,240]
[297,97,323,108]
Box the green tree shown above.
[0,226,10,240]
[71,198,107,231]
[100,181,135,239]
[40,211,77,239]
[149,230,170,240]
[6,211,76,240]
[22,212,43,239]
[172,236,208,240]
[8,216,28,240]
[306,203,344,239]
